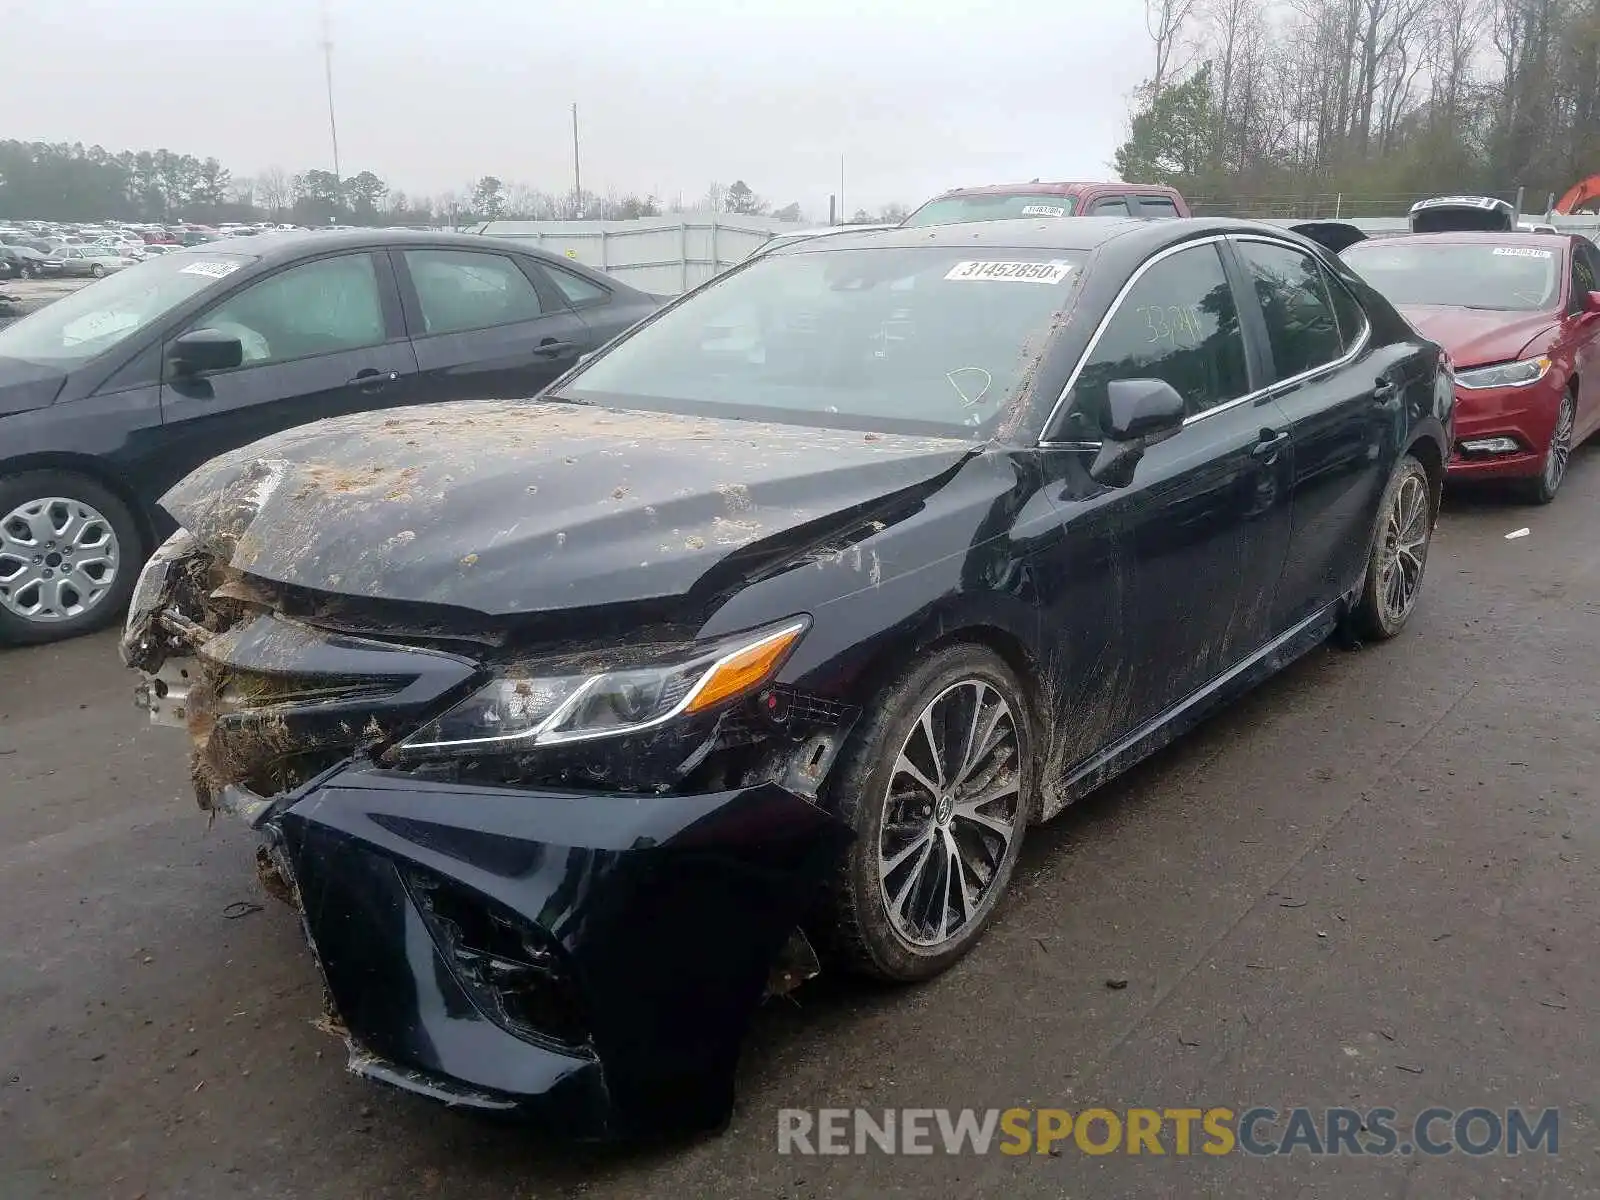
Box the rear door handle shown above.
[1372,377,1398,404]
[348,369,398,391]
[535,339,579,357]
[1252,428,1290,460]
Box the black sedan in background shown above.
[0,231,660,643]
[123,218,1452,1141]
[0,245,48,280]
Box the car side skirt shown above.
[1044,602,1342,818]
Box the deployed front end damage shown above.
[121,530,859,1139]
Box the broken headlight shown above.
[392,617,808,759]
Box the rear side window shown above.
[1137,197,1181,219]
[540,263,610,307]
[1060,242,1249,436]
[404,249,547,335]
[1089,197,1132,217]
[1326,270,1369,350]
[1235,241,1344,378]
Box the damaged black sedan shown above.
[121,218,1453,1139]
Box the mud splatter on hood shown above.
[159,399,977,615]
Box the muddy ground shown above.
[1,452,1597,1199]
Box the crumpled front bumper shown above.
[264,763,853,1140]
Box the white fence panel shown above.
[476,214,800,294]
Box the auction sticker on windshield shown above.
[1492,247,1553,259]
[180,260,243,278]
[1020,205,1068,217]
[944,260,1075,284]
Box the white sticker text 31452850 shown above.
[943,261,1075,284]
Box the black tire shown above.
[820,643,1034,982]
[1346,454,1433,643]
[89,264,106,279]
[1517,388,1576,506]
[0,471,144,647]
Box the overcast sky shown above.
[1,0,1154,217]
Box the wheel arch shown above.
[837,612,1054,821]
[0,451,156,554]
[1404,427,1446,517]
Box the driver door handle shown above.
[1252,428,1290,461]
[348,369,398,391]
[535,339,579,357]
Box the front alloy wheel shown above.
[1527,391,1575,505]
[0,471,142,645]
[824,643,1032,982]
[0,497,122,624]
[878,680,1022,948]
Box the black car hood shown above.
[161,399,977,616]
[0,358,68,415]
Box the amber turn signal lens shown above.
[684,623,806,714]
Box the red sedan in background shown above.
[1341,231,1600,503]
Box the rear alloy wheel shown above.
[823,644,1032,982]
[1523,390,1576,505]
[1346,454,1433,642]
[0,472,142,646]
[89,264,106,279]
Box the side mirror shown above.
[1105,378,1186,441]
[1089,378,1187,488]
[168,328,243,376]
[1584,290,1600,315]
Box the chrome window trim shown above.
[1037,233,1371,450]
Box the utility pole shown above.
[572,103,582,216]
[320,0,341,183]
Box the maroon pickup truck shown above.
[901,181,1191,227]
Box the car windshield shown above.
[1341,241,1562,311]
[558,245,1088,437]
[0,251,254,367]
[901,193,1078,228]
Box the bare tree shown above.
[256,166,291,216]
[1146,0,1201,94]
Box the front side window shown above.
[1568,244,1596,313]
[191,253,385,368]
[404,249,546,335]
[562,246,1088,436]
[1059,243,1248,438]
[1235,240,1345,378]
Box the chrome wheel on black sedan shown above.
[1348,454,1434,642]
[878,680,1021,948]
[0,471,141,645]
[825,644,1032,981]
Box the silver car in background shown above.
[40,245,139,278]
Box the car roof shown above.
[927,181,1182,199]
[769,216,1294,256]
[166,227,575,264]
[1347,230,1574,251]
